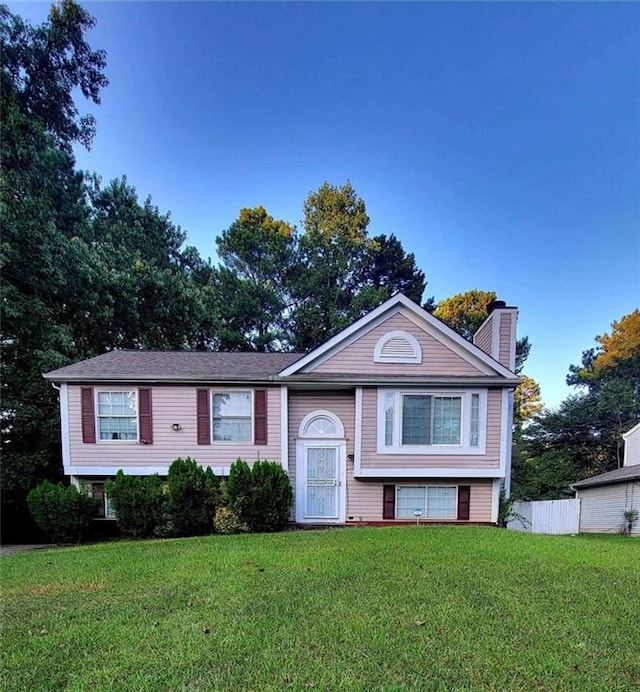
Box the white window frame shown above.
[87,481,116,519]
[377,389,487,455]
[104,488,116,518]
[95,388,139,443]
[210,390,254,444]
[396,484,458,520]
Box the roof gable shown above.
[279,294,516,379]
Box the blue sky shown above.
[12,2,640,408]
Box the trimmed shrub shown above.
[105,471,167,538]
[225,459,254,526]
[167,458,219,536]
[225,459,293,533]
[27,481,99,544]
[249,460,293,532]
[213,506,248,535]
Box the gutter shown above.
[43,373,522,387]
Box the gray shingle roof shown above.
[43,350,304,382]
[573,465,640,489]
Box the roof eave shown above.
[285,375,522,386]
[43,372,522,387]
[42,373,282,384]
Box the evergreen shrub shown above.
[27,481,99,543]
[167,457,219,536]
[213,506,248,534]
[225,459,292,532]
[105,471,167,538]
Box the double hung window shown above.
[212,391,252,442]
[97,391,137,441]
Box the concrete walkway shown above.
[0,544,54,556]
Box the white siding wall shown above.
[67,385,282,474]
[578,483,640,536]
[624,425,640,466]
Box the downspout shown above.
[50,381,71,477]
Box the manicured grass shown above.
[2,527,639,691]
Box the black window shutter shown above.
[457,485,471,521]
[383,485,396,520]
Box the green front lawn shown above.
[2,527,639,690]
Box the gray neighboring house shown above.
[572,423,640,536]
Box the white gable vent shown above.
[374,330,422,364]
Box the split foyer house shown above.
[43,294,521,525]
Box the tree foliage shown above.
[513,375,543,427]
[433,290,497,340]
[512,309,640,500]
[213,183,427,352]
[214,206,296,351]
[286,181,426,350]
[1,0,108,150]
[1,5,429,540]
[567,310,640,387]
[1,1,110,540]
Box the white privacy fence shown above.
[507,498,580,535]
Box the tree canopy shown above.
[213,183,428,352]
[433,290,497,341]
[512,309,639,500]
[0,5,430,539]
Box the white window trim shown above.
[95,388,139,444]
[374,329,422,364]
[298,410,345,439]
[377,388,487,455]
[210,389,254,444]
[395,484,458,520]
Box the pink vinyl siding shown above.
[310,312,486,376]
[499,312,515,370]
[474,319,492,355]
[287,390,355,490]
[67,385,282,471]
[360,387,502,470]
[345,479,494,522]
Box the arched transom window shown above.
[374,330,422,364]
[299,410,345,438]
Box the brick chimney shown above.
[473,300,518,371]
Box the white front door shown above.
[305,446,339,519]
[295,410,347,524]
